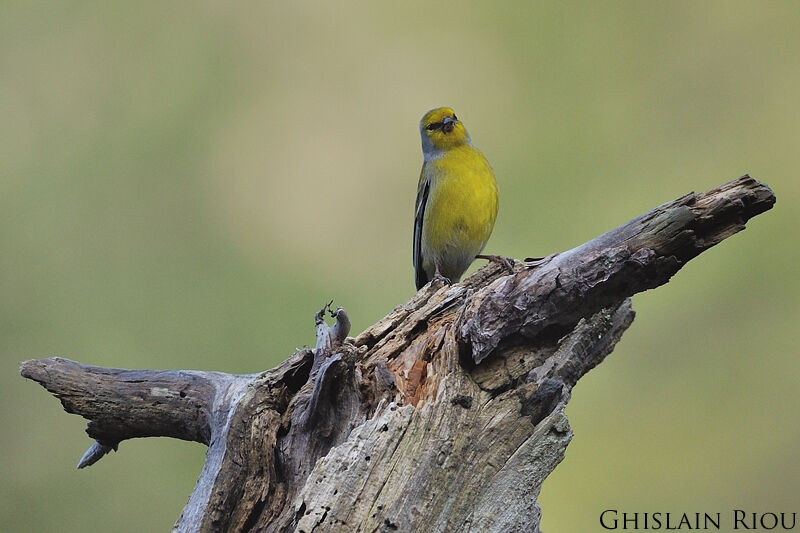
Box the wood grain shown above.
[21,175,775,532]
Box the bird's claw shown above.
[431,271,452,287]
[477,254,516,273]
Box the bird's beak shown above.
[442,117,455,133]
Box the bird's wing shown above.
[413,163,431,290]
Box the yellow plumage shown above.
[413,107,498,290]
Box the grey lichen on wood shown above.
[20,176,775,532]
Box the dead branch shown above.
[20,175,775,532]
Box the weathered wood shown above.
[460,176,776,363]
[20,358,221,445]
[20,175,775,532]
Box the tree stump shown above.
[20,176,775,532]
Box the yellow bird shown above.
[413,107,499,290]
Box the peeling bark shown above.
[20,176,775,532]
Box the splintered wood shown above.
[21,176,775,532]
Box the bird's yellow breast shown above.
[421,144,498,278]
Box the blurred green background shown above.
[2,1,798,531]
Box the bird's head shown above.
[419,107,470,157]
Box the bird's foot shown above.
[477,254,516,273]
[431,271,452,287]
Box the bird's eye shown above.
[426,122,442,131]
[452,114,457,121]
